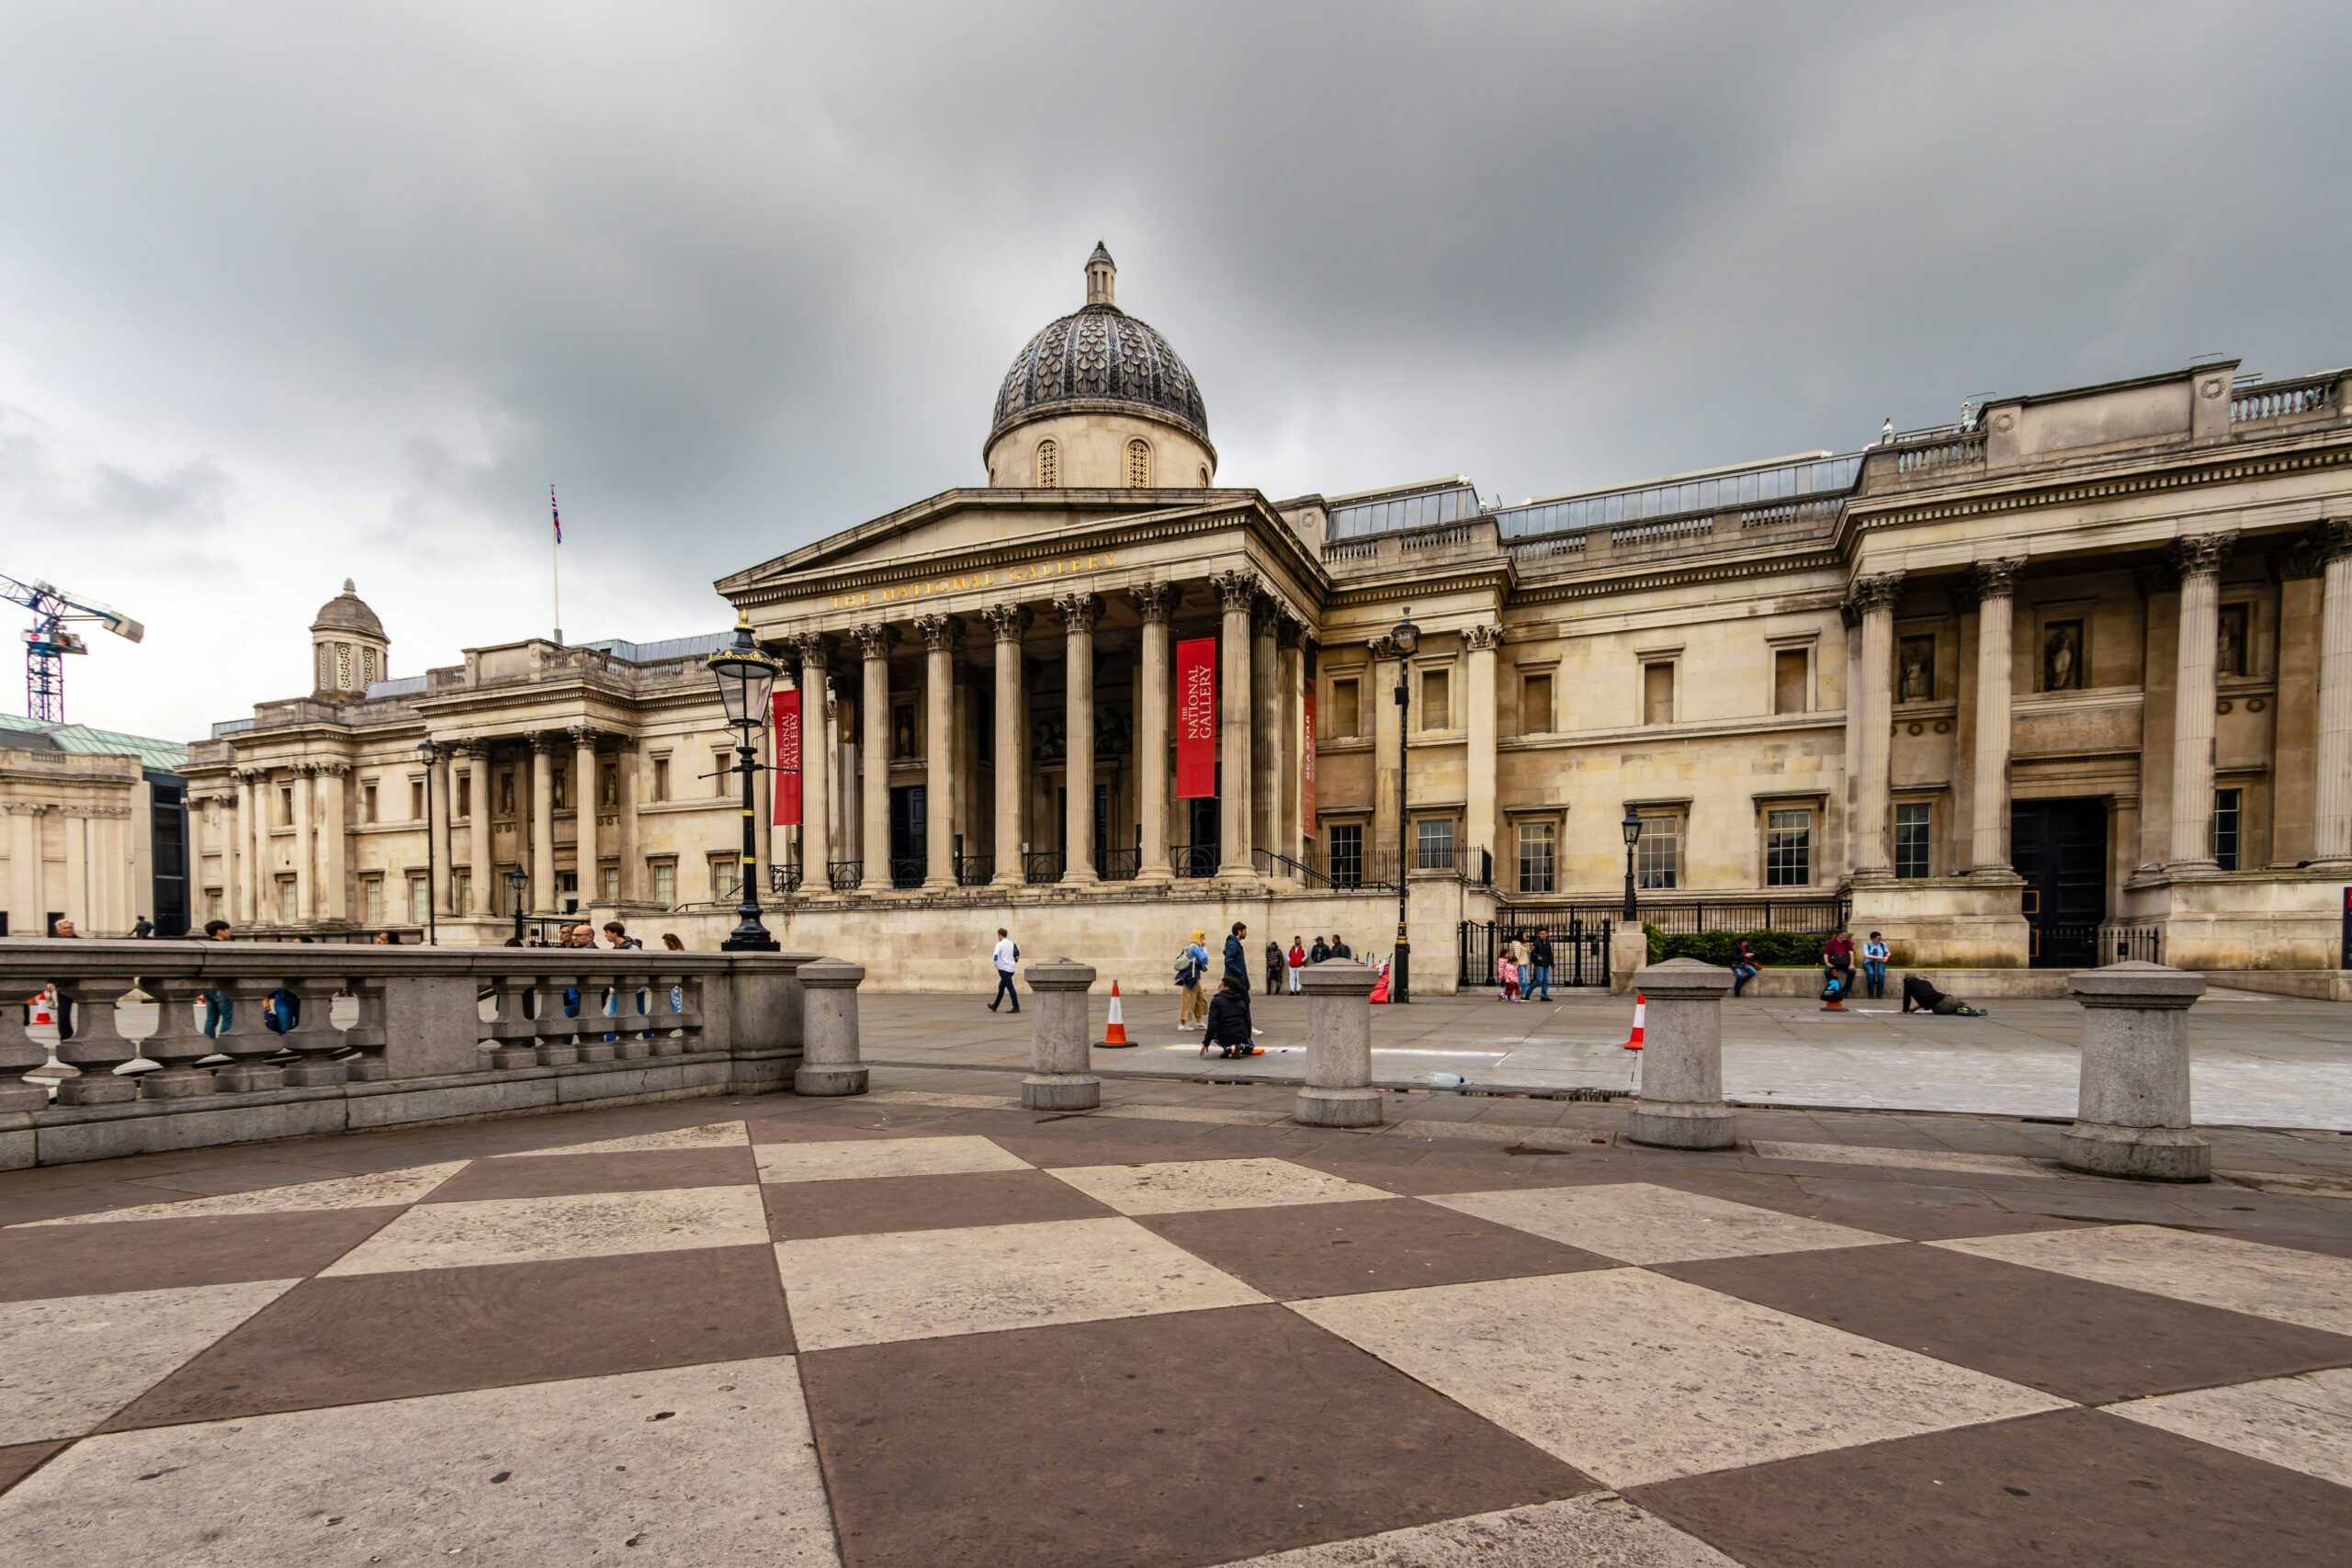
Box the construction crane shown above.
[0,573,145,723]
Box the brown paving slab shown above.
[797,1303,1591,1568]
[1286,1151,1634,1197]
[103,1244,790,1429]
[417,1145,756,1202]
[1631,1406,2352,1568]
[1656,1241,2352,1404]
[0,1441,67,1497]
[763,1168,1114,1240]
[1137,1197,1613,1299]
[978,1128,1244,1168]
[748,1118,969,1145]
[0,1209,402,1303]
[1661,1171,2103,1243]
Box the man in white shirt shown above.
[989,927,1021,1013]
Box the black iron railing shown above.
[767,863,803,895]
[954,853,994,887]
[1458,917,1612,989]
[1253,847,1337,887]
[1098,846,1141,882]
[827,860,863,892]
[1552,897,1849,935]
[2101,923,2163,964]
[888,857,925,891]
[1023,851,1065,885]
[1170,843,1218,879]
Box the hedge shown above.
[1644,926,1827,968]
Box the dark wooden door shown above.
[2012,798,2107,967]
[888,785,926,888]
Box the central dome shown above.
[989,243,1210,450]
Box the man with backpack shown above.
[989,928,1020,1013]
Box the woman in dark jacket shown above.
[1202,979,1261,1057]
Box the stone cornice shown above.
[1506,548,1845,607]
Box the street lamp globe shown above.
[707,615,781,728]
[1391,609,1420,658]
[1622,808,1644,847]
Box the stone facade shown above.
[185,251,2352,990]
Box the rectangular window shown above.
[1635,816,1680,890]
[1517,821,1556,895]
[2213,787,2242,872]
[277,785,294,826]
[651,756,671,803]
[410,779,425,821]
[361,875,383,924]
[1419,669,1450,731]
[1643,662,1675,725]
[206,889,225,921]
[1331,678,1361,739]
[407,874,429,925]
[1415,818,1454,871]
[651,860,677,905]
[1329,823,1363,887]
[361,783,379,824]
[710,856,740,899]
[456,774,470,820]
[601,865,619,900]
[2218,603,2250,677]
[1773,649,1810,715]
[1894,803,1932,879]
[453,871,471,916]
[552,765,568,810]
[1522,672,1554,734]
[277,874,298,922]
[598,761,617,813]
[1765,808,1813,887]
[714,750,733,798]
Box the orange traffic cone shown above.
[28,990,55,1029]
[1620,992,1646,1051]
[1099,980,1134,1047]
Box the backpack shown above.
[1175,951,1201,987]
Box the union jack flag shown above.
[549,485,563,543]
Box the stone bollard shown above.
[794,959,869,1098]
[2062,962,2210,1181]
[1296,958,1383,1128]
[1022,959,1100,1111]
[1623,957,1737,1150]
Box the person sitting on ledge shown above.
[1901,974,1986,1017]
[1202,976,1261,1058]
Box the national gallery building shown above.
[185,247,2352,993]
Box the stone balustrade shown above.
[0,938,820,1168]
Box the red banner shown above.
[771,688,802,826]
[1176,637,1217,799]
[1302,684,1317,836]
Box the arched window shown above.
[1198,466,1211,488]
[1126,438,1151,488]
[1035,439,1058,488]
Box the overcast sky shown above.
[4,2,2348,740]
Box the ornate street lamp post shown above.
[708,615,782,952]
[415,739,439,945]
[1391,608,1419,1004]
[1621,807,1644,926]
[506,868,529,945]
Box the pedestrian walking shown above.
[1175,929,1211,1028]
[1497,952,1521,1002]
[1285,937,1306,995]
[1264,937,1284,997]
[1528,929,1555,1000]
[1860,931,1890,1000]
[989,927,1022,1012]
[199,919,235,1039]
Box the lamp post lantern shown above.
[506,868,529,945]
[415,739,440,946]
[1621,807,1644,925]
[1391,608,1419,1003]
[708,614,782,952]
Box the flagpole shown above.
[549,483,564,645]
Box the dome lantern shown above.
[309,578,389,697]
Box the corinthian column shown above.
[425,745,455,914]
[855,623,895,891]
[1464,623,1503,875]
[1846,572,1905,876]
[984,605,1032,885]
[570,726,598,901]
[529,734,557,912]
[1251,595,1279,862]
[795,637,833,883]
[1214,570,1257,878]
[2312,524,2352,867]
[2169,534,2235,869]
[915,613,960,889]
[1968,559,2022,874]
[1132,586,1173,881]
[1056,593,1102,885]
[290,763,314,920]
[462,742,493,915]
[319,762,348,923]
[233,770,258,923]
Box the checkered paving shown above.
[4,1104,2350,1565]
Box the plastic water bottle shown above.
[1424,1072,1467,1088]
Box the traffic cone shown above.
[1099,980,1134,1047]
[28,990,55,1029]
[1619,992,1646,1051]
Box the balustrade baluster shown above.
[55,977,139,1105]
[140,976,221,1099]
[576,970,618,1064]
[611,974,652,1059]
[342,976,389,1080]
[213,977,288,1093]
[279,976,347,1087]
[0,980,47,1111]
[648,972,683,1055]
[673,975,705,1049]
[487,972,539,1069]
[537,973,581,1066]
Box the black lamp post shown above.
[708,615,781,952]
[1621,807,1644,925]
[1391,608,1419,1004]
[506,868,529,944]
[416,739,439,946]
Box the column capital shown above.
[1052,592,1103,633]
[312,761,350,779]
[1213,568,1261,613]
[2171,532,2235,580]
[526,731,559,754]
[444,737,481,760]
[1129,582,1176,624]
[1970,558,2024,600]
[566,724,600,749]
[853,621,898,659]
[912,611,963,650]
[982,603,1034,641]
[1844,571,1905,618]
[2132,560,2177,600]
[1463,622,1506,653]
[1274,609,1308,649]
[2272,521,2352,581]
[790,632,834,669]
[1370,634,1403,662]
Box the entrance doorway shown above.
[2012,798,2107,967]
[888,784,926,888]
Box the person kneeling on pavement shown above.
[1901,974,1987,1017]
[1202,976,1261,1058]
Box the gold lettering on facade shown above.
[826,552,1114,612]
